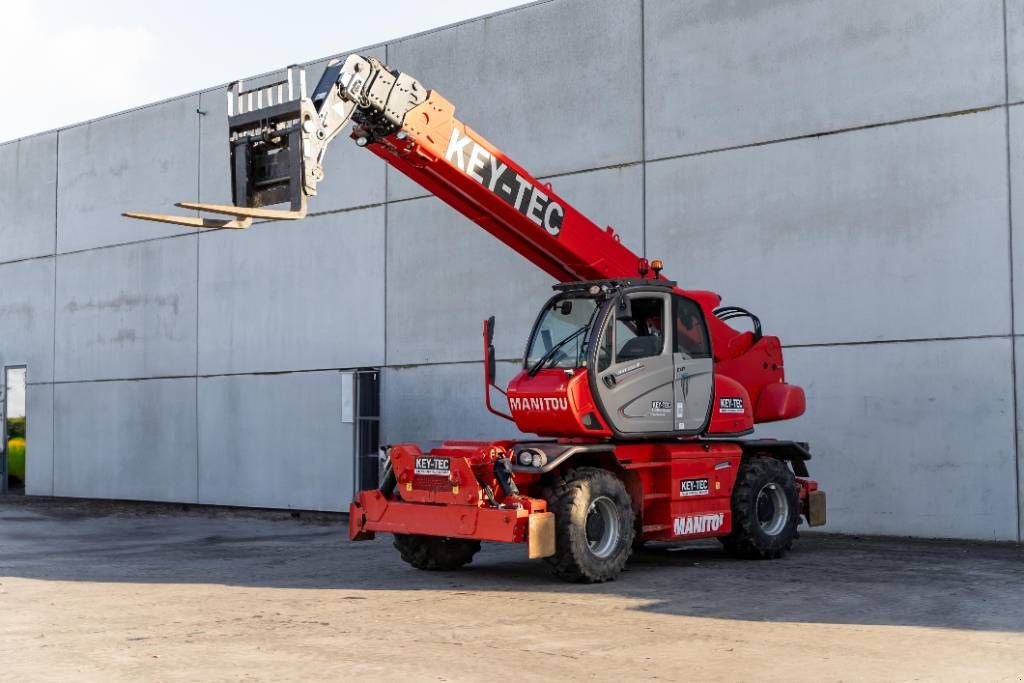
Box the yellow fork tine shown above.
[121,212,252,229]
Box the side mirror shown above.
[615,296,633,321]
[481,316,513,422]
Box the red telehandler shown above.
[126,55,826,582]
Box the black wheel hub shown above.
[756,491,775,525]
[586,508,606,544]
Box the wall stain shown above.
[64,293,180,316]
[0,303,34,321]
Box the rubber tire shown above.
[720,456,800,560]
[544,467,635,583]
[392,534,481,571]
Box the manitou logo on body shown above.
[673,512,724,536]
[445,129,565,236]
[509,396,569,412]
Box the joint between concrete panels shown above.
[1004,0,1023,542]
[195,100,203,504]
[51,131,59,496]
[384,42,390,370]
[640,0,647,258]
[645,104,1010,168]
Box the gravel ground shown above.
[1,494,1022,682]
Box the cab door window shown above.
[673,296,711,359]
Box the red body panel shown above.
[349,439,817,545]
[707,375,754,436]
[506,368,611,438]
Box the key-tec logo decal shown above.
[719,397,745,414]
[679,478,710,497]
[509,396,569,412]
[445,129,565,237]
[413,456,450,476]
[673,512,724,536]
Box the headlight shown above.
[517,449,548,468]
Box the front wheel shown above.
[720,456,800,560]
[545,467,635,583]
[393,534,481,571]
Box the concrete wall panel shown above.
[1010,0,1024,103]
[198,48,388,212]
[0,133,57,263]
[24,382,53,496]
[381,361,523,445]
[758,338,1018,540]
[386,164,643,365]
[55,238,198,381]
[644,0,1006,158]
[198,371,353,511]
[198,206,385,375]
[53,378,197,502]
[386,0,642,202]
[646,110,1009,346]
[0,258,55,382]
[57,97,199,253]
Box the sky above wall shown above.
[0,0,532,141]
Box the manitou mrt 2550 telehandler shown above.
[127,54,826,582]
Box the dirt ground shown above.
[0,495,1022,682]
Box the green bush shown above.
[6,436,25,483]
[7,417,25,439]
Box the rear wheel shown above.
[393,534,481,571]
[545,467,635,582]
[721,456,800,559]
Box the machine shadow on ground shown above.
[2,495,1022,634]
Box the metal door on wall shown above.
[342,368,380,501]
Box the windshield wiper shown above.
[528,326,588,377]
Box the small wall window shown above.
[674,296,711,359]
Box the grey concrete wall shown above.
[53,378,198,502]
[1,0,1021,538]
[0,133,57,262]
[197,371,354,511]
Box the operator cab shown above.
[508,279,715,439]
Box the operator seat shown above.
[617,335,661,362]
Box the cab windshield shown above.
[526,296,600,370]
